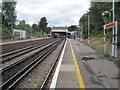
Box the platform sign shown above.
[103,21,118,58]
[104,22,116,29]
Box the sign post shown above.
[104,25,106,55]
[112,0,115,57]
[104,21,118,58]
[115,21,118,58]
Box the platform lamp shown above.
[79,23,83,43]
[85,14,90,46]
[102,11,112,55]
[102,11,108,55]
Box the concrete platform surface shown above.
[56,39,79,88]
[50,39,119,89]
[70,39,119,89]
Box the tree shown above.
[38,17,48,33]
[2,1,17,30]
[15,20,26,30]
[79,2,113,38]
[45,27,51,34]
[67,25,78,31]
[79,2,120,46]
[32,23,39,32]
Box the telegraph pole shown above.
[88,15,90,46]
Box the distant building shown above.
[67,31,77,39]
[13,29,26,39]
[51,27,68,38]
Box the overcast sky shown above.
[16,0,91,27]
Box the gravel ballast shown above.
[15,40,65,89]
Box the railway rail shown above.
[1,38,52,54]
[0,38,58,63]
[0,38,65,90]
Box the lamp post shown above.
[85,15,90,46]
[88,15,90,46]
[111,0,115,57]
[31,29,32,38]
[102,12,107,55]
[80,25,83,43]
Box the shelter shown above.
[51,27,68,38]
[67,31,77,39]
[13,29,26,39]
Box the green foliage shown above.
[1,26,11,39]
[1,2,51,39]
[32,31,42,37]
[67,25,78,31]
[15,20,26,30]
[1,1,17,39]
[45,27,51,34]
[32,23,39,32]
[14,20,33,37]
[38,17,48,33]
[79,2,120,43]
[2,1,17,30]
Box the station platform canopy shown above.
[51,27,68,33]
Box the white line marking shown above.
[50,40,67,89]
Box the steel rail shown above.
[0,38,57,63]
[0,38,61,73]
[0,38,63,90]
[1,38,53,54]
[0,43,46,63]
[40,39,65,89]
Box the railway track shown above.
[1,38,54,54]
[0,38,64,90]
[0,38,58,63]
[40,39,65,89]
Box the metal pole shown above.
[88,15,90,46]
[11,25,13,40]
[115,21,118,58]
[104,25,106,55]
[80,30,83,43]
[31,29,32,38]
[111,0,115,57]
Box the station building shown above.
[13,29,26,40]
[67,31,77,39]
[51,27,68,38]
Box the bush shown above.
[1,27,11,39]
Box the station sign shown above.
[104,22,116,29]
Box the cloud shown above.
[16,0,90,26]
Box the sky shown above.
[16,0,91,27]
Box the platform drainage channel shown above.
[81,56,97,62]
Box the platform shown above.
[56,39,79,88]
[50,39,119,89]
[50,39,85,88]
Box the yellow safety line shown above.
[69,40,85,89]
